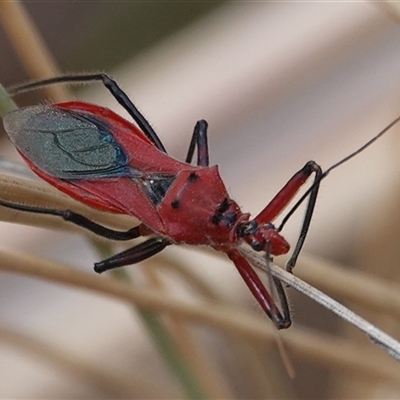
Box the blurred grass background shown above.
[0,2,223,85]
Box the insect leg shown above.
[0,198,141,240]
[253,161,322,272]
[185,120,209,166]
[255,161,321,223]
[271,276,291,326]
[282,164,322,273]
[228,249,291,329]
[9,73,167,153]
[94,237,171,273]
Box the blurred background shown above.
[1,1,400,398]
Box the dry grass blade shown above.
[0,325,172,398]
[278,253,400,319]
[0,1,68,100]
[0,249,400,383]
[137,262,232,398]
[0,174,135,232]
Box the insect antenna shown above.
[278,114,400,234]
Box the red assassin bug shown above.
[1,74,398,329]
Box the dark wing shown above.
[3,105,142,180]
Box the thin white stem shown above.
[239,246,400,361]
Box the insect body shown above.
[6,101,249,245]
[3,74,395,329]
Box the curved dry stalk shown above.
[163,316,233,398]
[0,249,400,383]
[141,256,222,302]
[0,1,68,100]
[140,258,283,398]
[0,325,175,398]
[134,263,233,399]
[239,246,400,362]
[0,174,135,232]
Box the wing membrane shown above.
[4,106,141,179]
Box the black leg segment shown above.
[271,276,291,328]
[9,73,167,153]
[94,237,171,273]
[185,119,209,167]
[278,161,322,273]
[0,198,141,240]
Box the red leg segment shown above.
[228,250,291,329]
[254,161,319,224]
[252,161,322,273]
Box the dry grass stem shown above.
[0,325,173,398]
[142,256,221,302]
[138,262,232,398]
[0,174,135,232]
[142,258,286,396]
[166,319,233,398]
[0,249,399,383]
[0,1,68,100]
[279,253,400,319]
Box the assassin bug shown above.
[1,74,398,329]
